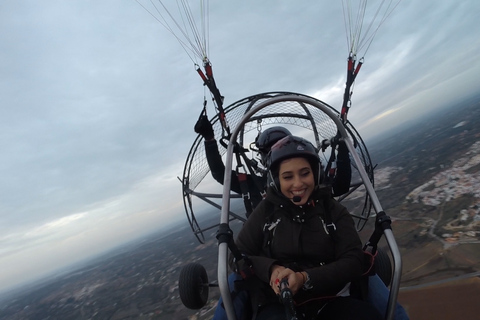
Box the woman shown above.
[234,135,382,320]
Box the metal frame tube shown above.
[218,95,401,320]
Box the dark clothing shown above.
[205,139,264,208]
[232,187,382,320]
[255,297,382,320]
[234,186,364,306]
[313,296,382,320]
[331,142,351,196]
[232,186,382,319]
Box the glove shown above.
[194,115,214,140]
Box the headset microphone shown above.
[292,196,302,203]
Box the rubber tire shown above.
[375,247,392,287]
[179,262,209,309]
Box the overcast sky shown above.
[1,0,480,295]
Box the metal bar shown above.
[384,229,402,320]
[217,94,402,320]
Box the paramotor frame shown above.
[216,94,401,320]
[181,91,375,244]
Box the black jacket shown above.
[204,139,264,208]
[234,186,364,304]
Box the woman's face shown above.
[278,157,315,205]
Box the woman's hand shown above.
[269,265,286,294]
[269,265,305,295]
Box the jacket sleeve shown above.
[234,200,279,283]
[204,139,242,194]
[301,201,364,297]
[332,142,351,197]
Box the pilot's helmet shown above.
[255,126,292,155]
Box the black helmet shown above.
[267,135,323,190]
[255,127,292,154]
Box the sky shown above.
[1,0,480,295]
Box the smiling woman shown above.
[268,136,321,206]
[277,157,315,206]
[232,134,383,320]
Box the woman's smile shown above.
[278,157,314,205]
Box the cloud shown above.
[0,164,185,293]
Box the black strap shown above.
[216,223,255,280]
[322,196,337,240]
[262,196,338,253]
[237,148,267,196]
[323,138,338,188]
[196,62,228,135]
[340,55,363,122]
[363,211,392,253]
[235,151,254,217]
[261,200,278,258]
[233,144,266,216]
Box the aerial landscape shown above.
[0,95,479,320]
[2,1,480,319]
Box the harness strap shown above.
[235,150,254,217]
[341,55,363,122]
[237,148,267,196]
[363,211,392,253]
[322,134,344,191]
[216,223,255,280]
[322,197,337,241]
[196,61,229,136]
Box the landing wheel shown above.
[179,262,209,309]
[375,247,392,287]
